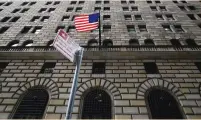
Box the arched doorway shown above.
[81,89,112,119]
[12,88,49,119]
[147,88,184,119]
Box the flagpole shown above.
[99,10,101,50]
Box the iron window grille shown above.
[144,62,159,74]
[40,62,56,73]
[195,62,201,72]
[92,62,105,74]
[0,62,9,73]
[82,89,111,119]
[12,88,49,119]
[0,26,9,34]
[147,88,184,119]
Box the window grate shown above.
[13,88,49,119]
[82,89,111,119]
[147,88,183,119]
[92,62,105,74]
[144,62,158,74]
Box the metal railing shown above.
[0,45,201,52]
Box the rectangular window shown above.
[147,0,152,3]
[62,16,70,21]
[166,14,174,20]
[95,1,101,4]
[66,7,73,12]
[124,15,132,20]
[40,62,56,73]
[67,26,76,32]
[21,26,32,33]
[55,26,65,33]
[159,6,166,11]
[30,16,40,22]
[1,17,11,22]
[76,7,82,12]
[104,7,110,11]
[103,15,110,20]
[0,26,9,34]
[41,16,49,22]
[187,14,196,20]
[71,1,77,4]
[181,0,187,3]
[178,6,187,11]
[48,8,55,13]
[129,0,135,4]
[144,62,159,74]
[39,8,47,13]
[188,6,196,10]
[92,62,105,74]
[54,1,60,5]
[79,1,85,4]
[104,1,109,4]
[29,2,36,6]
[45,1,52,5]
[122,7,129,11]
[71,16,75,21]
[195,62,201,72]
[155,0,161,3]
[103,25,111,32]
[32,26,42,34]
[162,25,172,32]
[121,0,127,4]
[10,16,20,22]
[131,6,138,11]
[0,9,3,12]
[21,2,28,6]
[0,2,5,6]
[94,7,101,12]
[12,8,21,13]
[4,2,12,6]
[197,14,201,18]
[135,15,142,20]
[173,0,178,3]
[174,25,184,32]
[150,6,157,11]
[127,25,135,32]
[20,8,29,13]
[139,25,147,32]
[0,62,9,73]
[198,23,201,28]
[156,14,164,20]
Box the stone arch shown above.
[76,78,122,99]
[12,78,59,99]
[136,78,185,99]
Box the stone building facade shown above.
[0,0,201,119]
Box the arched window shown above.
[22,40,33,47]
[88,39,98,46]
[13,88,49,119]
[147,88,184,119]
[170,39,182,47]
[46,40,54,46]
[82,89,112,119]
[186,39,197,46]
[7,40,19,47]
[129,39,139,45]
[103,39,113,46]
[144,39,154,46]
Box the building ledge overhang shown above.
[0,45,201,60]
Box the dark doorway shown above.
[82,89,112,119]
[147,88,184,119]
[13,88,49,119]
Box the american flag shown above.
[74,13,99,32]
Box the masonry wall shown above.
[0,59,201,119]
[0,1,201,46]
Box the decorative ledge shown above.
[0,45,201,60]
